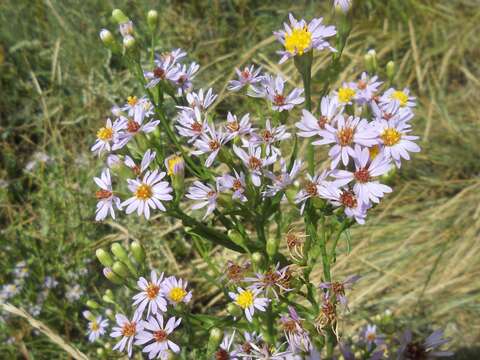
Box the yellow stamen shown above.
[166,156,183,176]
[284,27,312,55]
[169,287,187,302]
[391,90,408,107]
[96,127,113,141]
[236,290,254,309]
[91,321,99,331]
[135,184,152,200]
[338,87,356,103]
[127,96,138,106]
[381,128,401,146]
[369,145,380,159]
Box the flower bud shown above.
[123,35,136,50]
[103,267,123,284]
[112,261,130,278]
[119,21,134,37]
[165,155,185,195]
[112,9,129,25]
[86,300,100,309]
[96,348,105,357]
[147,10,159,31]
[228,230,245,248]
[266,238,279,258]
[251,252,264,267]
[227,303,242,317]
[386,60,395,82]
[96,249,114,267]
[103,289,115,304]
[207,327,223,356]
[111,243,129,262]
[364,49,378,74]
[99,29,114,47]
[130,241,146,263]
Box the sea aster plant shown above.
[111,312,143,357]
[135,314,182,359]
[94,168,121,221]
[229,287,269,322]
[132,270,167,317]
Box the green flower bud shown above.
[123,35,136,50]
[86,300,100,309]
[266,238,279,258]
[103,267,123,284]
[386,60,395,82]
[365,49,378,74]
[206,327,223,356]
[251,252,264,267]
[103,289,115,304]
[164,155,185,196]
[228,230,246,247]
[96,348,105,357]
[111,243,129,262]
[147,10,159,31]
[112,261,130,278]
[99,29,114,47]
[96,249,114,267]
[226,303,242,317]
[130,241,146,263]
[112,9,129,25]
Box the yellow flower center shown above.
[236,290,254,309]
[135,183,153,200]
[381,128,401,146]
[91,321,99,331]
[127,96,138,106]
[96,127,113,141]
[338,87,356,103]
[369,145,380,159]
[167,156,183,176]
[169,287,187,302]
[391,90,408,107]
[284,27,312,55]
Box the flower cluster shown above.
[85,7,451,360]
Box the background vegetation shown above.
[0,0,479,358]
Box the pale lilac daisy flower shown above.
[249,119,291,155]
[83,311,108,343]
[380,87,416,113]
[319,274,361,308]
[175,106,207,143]
[91,118,124,155]
[296,95,342,138]
[353,72,383,105]
[135,314,182,359]
[244,263,292,299]
[121,96,153,117]
[362,324,384,351]
[111,312,143,357]
[122,170,173,219]
[132,270,168,318]
[227,65,264,92]
[94,168,121,221]
[373,115,421,168]
[264,159,302,198]
[280,306,312,352]
[185,181,218,219]
[314,115,378,169]
[294,170,330,214]
[175,62,200,95]
[318,183,369,224]
[274,13,336,64]
[124,149,156,177]
[225,112,253,140]
[144,56,180,88]
[192,124,229,167]
[185,88,217,111]
[245,342,294,359]
[235,331,263,356]
[161,276,192,306]
[113,109,160,150]
[229,287,270,322]
[233,144,277,187]
[331,146,392,205]
[216,331,240,360]
[254,74,305,112]
[398,329,452,359]
[218,170,247,202]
